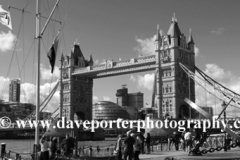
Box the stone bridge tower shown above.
[155,16,196,119]
[61,42,93,121]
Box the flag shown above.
[47,32,60,73]
[0,5,12,30]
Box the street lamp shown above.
[221,101,227,152]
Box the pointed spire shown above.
[61,52,64,61]
[74,38,79,46]
[167,14,181,38]
[172,13,177,22]
[89,53,93,63]
[188,28,195,44]
[160,29,164,37]
[155,24,161,42]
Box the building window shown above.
[169,71,171,77]
[79,85,83,91]
[169,87,172,93]
[63,84,69,90]
[166,100,169,112]
[63,94,69,103]
[166,86,169,93]
[170,100,172,111]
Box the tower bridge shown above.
[60,16,196,125]
[72,55,157,78]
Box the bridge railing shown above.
[3,134,239,160]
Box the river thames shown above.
[0,138,117,154]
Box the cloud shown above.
[134,35,200,58]
[93,95,111,103]
[194,46,200,57]
[0,76,10,100]
[134,35,156,56]
[130,74,154,91]
[100,59,107,64]
[93,96,99,104]
[103,96,111,101]
[130,75,136,82]
[0,31,17,52]
[20,80,59,112]
[94,59,99,64]
[130,63,240,116]
[195,63,240,115]
[204,64,232,81]
[211,28,225,35]
[40,64,60,80]
[0,75,59,113]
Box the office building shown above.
[9,79,21,102]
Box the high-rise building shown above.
[9,79,21,102]
[116,85,144,119]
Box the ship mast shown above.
[34,0,60,157]
[35,0,40,147]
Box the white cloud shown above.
[103,96,111,101]
[40,64,60,80]
[194,46,200,57]
[130,74,154,91]
[100,59,107,64]
[93,95,111,103]
[20,80,59,112]
[211,28,225,35]
[93,96,99,104]
[134,35,200,58]
[0,76,10,101]
[205,64,232,81]
[130,63,240,116]
[134,35,156,56]
[0,75,59,112]
[129,75,136,82]
[0,31,17,52]
[195,64,240,115]
[94,59,99,64]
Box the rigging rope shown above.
[195,66,240,101]
[24,81,59,120]
[179,63,240,110]
[0,10,25,99]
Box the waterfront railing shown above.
[2,134,238,160]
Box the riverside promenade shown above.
[139,148,240,160]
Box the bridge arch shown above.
[179,104,189,119]
[75,111,85,121]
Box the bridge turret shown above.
[70,40,86,67]
[187,28,195,52]
[167,14,181,47]
[89,54,94,66]
[155,24,162,51]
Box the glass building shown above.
[92,101,131,120]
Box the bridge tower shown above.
[61,41,93,122]
[155,16,196,119]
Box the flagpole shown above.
[34,0,41,159]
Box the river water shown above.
[0,138,117,155]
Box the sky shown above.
[0,0,240,117]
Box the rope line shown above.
[0,11,25,99]
[179,63,240,110]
